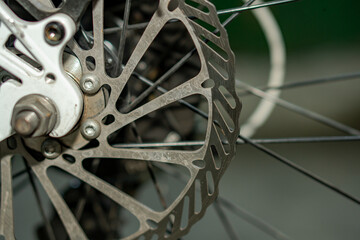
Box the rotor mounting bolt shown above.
[80,119,101,140]
[80,74,101,95]
[44,22,65,46]
[41,139,61,159]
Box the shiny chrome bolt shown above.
[13,110,40,136]
[80,119,101,140]
[41,139,61,159]
[80,74,101,95]
[11,95,57,137]
[44,22,65,45]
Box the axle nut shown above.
[11,95,57,137]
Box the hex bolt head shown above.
[80,74,101,95]
[41,139,61,159]
[44,22,65,46]
[13,111,40,136]
[80,119,101,140]
[11,95,57,138]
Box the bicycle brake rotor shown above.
[0,0,241,239]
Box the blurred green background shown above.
[213,0,360,53]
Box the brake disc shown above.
[0,0,241,239]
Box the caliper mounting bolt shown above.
[44,22,65,46]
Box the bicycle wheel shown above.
[1,0,360,239]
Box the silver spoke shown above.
[25,154,87,239]
[217,0,301,16]
[238,135,360,205]
[52,160,157,223]
[238,81,360,136]
[238,72,360,97]
[107,76,205,132]
[108,11,169,105]
[115,0,131,74]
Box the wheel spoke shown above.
[122,49,197,113]
[23,159,56,240]
[24,154,87,239]
[153,162,291,240]
[52,160,157,222]
[108,11,168,105]
[238,72,360,97]
[238,135,360,205]
[108,76,205,131]
[238,81,360,136]
[114,0,131,75]
[213,200,239,240]
[217,198,291,240]
[217,0,301,16]
[238,135,360,144]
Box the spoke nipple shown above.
[41,139,61,159]
[80,119,101,140]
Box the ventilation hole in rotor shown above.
[86,56,96,71]
[14,167,68,239]
[7,136,17,150]
[201,79,215,88]
[192,160,205,169]
[138,236,145,240]
[77,139,100,151]
[210,145,221,169]
[214,124,231,154]
[219,85,236,109]
[168,0,179,11]
[62,154,75,164]
[180,196,189,229]
[102,84,112,106]
[200,36,229,61]
[184,0,210,13]
[193,18,220,37]
[0,235,4,240]
[82,158,191,212]
[194,179,202,213]
[208,58,229,80]
[206,171,214,195]
[117,19,201,114]
[147,219,158,230]
[111,94,208,151]
[102,114,115,125]
[103,1,159,77]
[74,3,94,50]
[214,99,235,132]
[47,166,140,238]
[164,214,175,237]
[45,73,56,84]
